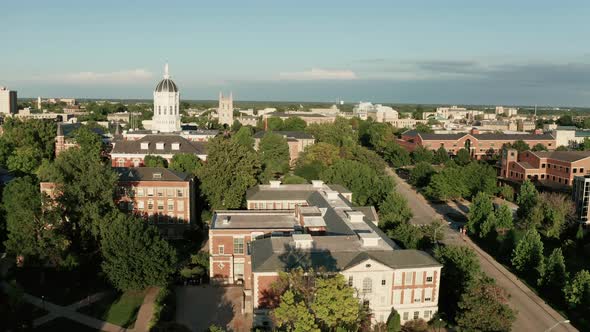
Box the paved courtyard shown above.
[175,285,251,332]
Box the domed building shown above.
[153,64,181,132]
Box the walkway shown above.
[132,287,160,332]
[388,168,578,332]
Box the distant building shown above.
[551,126,590,149]
[500,149,590,186]
[0,87,17,115]
[218,92,234,126]
[353,102,399,122]
[208,181,442,326]
[153,64,181,133]
[495,106,518,117]
[422,106,483,121]
[15,108,76,122]
[572,175,590,224]
[253,131,315,164]
[55,123,109,156]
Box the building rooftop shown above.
[403,129,554,141]
[253,131,314,140]
[113,167,190,182]
[246,183,351,201]
[530,150,590,162]
[111,135,207,155]
[211,210,299,230]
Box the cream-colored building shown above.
[495,106,518,117]
[153,64,181,133]
[0,87,17,115]
[218,92,234,126]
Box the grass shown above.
[34,317,101,332]
[78,290,145,328]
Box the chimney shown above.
[346,210,365,223]
[470,128,480,135]
[323,190,339,200]
[269,180,281,188]
[312,180,324,188]
[292,234,313,249]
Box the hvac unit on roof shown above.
[311,180,324,188]
[269,180,281,188]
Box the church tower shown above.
[218,92,234,127]
[153,64,181,133]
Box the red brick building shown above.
[208,181,442,327]
[500,149,590,186]
[399,128,556,158]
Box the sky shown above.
[1,0,590,106]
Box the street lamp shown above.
[544,320,570,332]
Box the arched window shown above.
[362,278,372,294]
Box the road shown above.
[389,168,578,332]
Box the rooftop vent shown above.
[346,210,365,223]
[312,180,324,188]
[292,234,313,249]
[323,190,339,200]
[269,180,281,188]
[358,233,380,247]
[221,216,231,225]
[153,172,162,179]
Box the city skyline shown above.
[1,0,590,106]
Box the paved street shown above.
[389,168,578,332]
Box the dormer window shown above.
[153,172,162,179]
[172,143,180,150]
[156,143,165,150]
[140,142,149,150]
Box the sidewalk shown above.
[132,287,160,332]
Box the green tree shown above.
[414,123,433,133]
[506,140,530,152]
[455,148,471,165]
[272,290,320,332]
[556,114,574,126]
[294,161,326,182]
[408,162,435,188]
[6,146,42,175]
[433,146,450,164]
[311,275,361,330]
[564,270,590,308]
[494,204,514,234]
[73,125,104,156]
[320,159,394,206]
[144,155,168,168]
[467,192,493,236]
[580,138,590,151]
[411,146,433,164]
[434,246,481,319]
[538,248,567,301]
[100,213,177,291]
[231,119,242,132]
[296,142,340,168]
[282,175,308,184]
[378,192,413,230]
[169,153,202,176]
[231,126,255,148]
[516,179,538,220]
[259,132,291,180]
[366,122,395,153]
[283,117,307,131]
[456,277,515,332]
[511,229,545,281]
[199,136,261,209]
[576,224,585,241]
[305,117,357,147]
[382,142,411,168]
[462,162,498,197]
[498,185,514,201]
[386,309,401,332]
[531,143,548,151]
[424,167,468,201]
[387,222,423,249]
[538,192,574,239]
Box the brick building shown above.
[399,128,555,158]
[253,131,315,164]
[208,181,442,327]
[110,134,207,167]
[55,123,109,156]
[500,149,590,186]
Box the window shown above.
[147,188,154,197]
[167,188,174,197]
[157,200,164,210]
[426,276,433,282]
[156,142,165,150]
[147,199,154,209]
[405,272,413,285]
[133,159,140,167]
[177,189,184,197]
[157,188,164,197]
[413,311,420,320]
[137,201,145,209]
[117,159,125,167]
[362,278,372,293]
[348,276,353,287]
[542,163,546,168]
[137,188,144,197]
[167,199,174,211]
[403,312,409,321]
[424,297,431,302]
[381,279,386,286]
[582,168,585,174]
[574,168,578,173]
[153,173,162,180]
[424,310,432,319]
[172,143,180,150]
[218,245,224,254]
[177,201,184,211]
[233,238,244,254]
[141,142,149,150]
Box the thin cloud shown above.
[28,69,153,84]
[279,68,357,81]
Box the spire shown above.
[164,63,170,79]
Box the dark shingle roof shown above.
[113,167,190,182]
[253,131,314,140]
[155,78,178,93]
[473,133,554,140]
[111,135,207,155]
[530,150,590,162]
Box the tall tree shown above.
[456,277,515,332]
[494,204,514,234]
[272,290,320,332]
[511,229,545,281]
[198,136,261,209]
[296,142,340,168]
[433,146,450,164]
[169,153,202,176]
[424,167,468,201]
[516,179,538,220]
[386,309,401,332]
[455,148,471,165]
[378,192,413,230]
[409,162,435,188]
[259,132,291,180]
[311,275,362,330]
[100,213,177,291]
[305,117,357,147]
[411,146,434,164]
[564,270,590,309]
[467,192,494,236]
[231,126,255,148]
[144,155,168,168]
[283,117,307,131]
[383,142,411,168]
[538,248,567,301]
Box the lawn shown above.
[78,290,145,328]
[34,317,101,332]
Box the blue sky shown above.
[1,0,590,106]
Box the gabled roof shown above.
[111,135,207,155]
[113,167,190,182]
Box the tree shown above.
[538,192,574,239]
[576,224,585,241]
[282,175,308,184]
[259,132,291,180]
[266,117,284,131]
[365,122,395,153]
[531,143,548,151]
[272,290,320,332]
[73,125,104,156]
[383,142,411,168]
[100,213,177,291]
[283,117,307,131]
[424,167,468,201]
[456,277,515,332]
[455,148,471,165]
[3,177,71,267]
[387,222,423,249]
[296,142,340,168]
[494,204,514,234]
[402,319,428,332]
[498,185,514,201]
[305,117,356,147]
[511,229,545,281]
[556,114,574,126]
[433,146,450,164]
[198,136,261,209]
[6,146,42,175]
[320,159,394,206]
[378,192,413,230]
[231,119,242,132]
[414,123,433,133]
[294,160,326,182]
[580,138,590,151]
[467,192,494,236]
[516,179,538,220]
[408,162,434,188]
[564,270,590,308]
[462,162,498,197]
[506,140,530,152]
[231,126,254,148]
[386,309,401,332]
[144,155,168,168]
[169,153,202,176]
[410,147,433,164]
[538,248,567,301]
[311,275,362,330]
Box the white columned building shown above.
[153,64,181,133]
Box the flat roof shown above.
[212,210,298,229]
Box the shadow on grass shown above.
[78,290,145,328]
